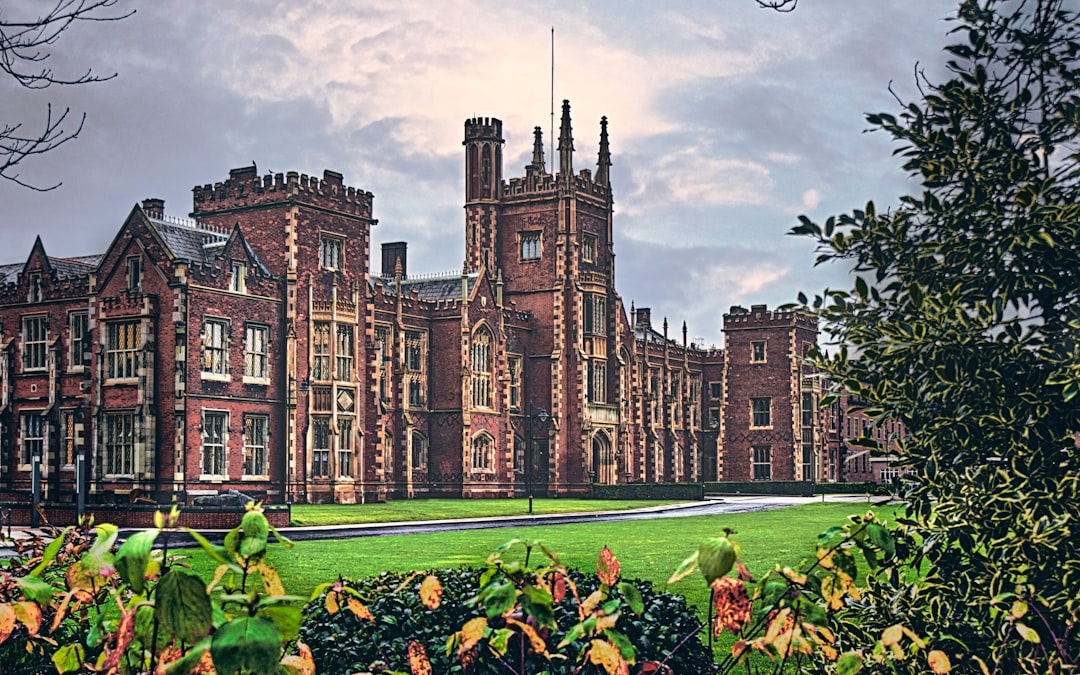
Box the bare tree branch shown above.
[755,0,798,12]
[0,0,133,190]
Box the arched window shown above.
[411,431,429,471]
[472,433,493,472]
[471,327,493,409]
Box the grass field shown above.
[288,498,686,526]
[180,501,901,617]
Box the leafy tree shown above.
[0,0,132,190]
[793,0,1080,671]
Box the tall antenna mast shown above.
[550,26,555,173]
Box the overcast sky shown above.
[1,0,958,346]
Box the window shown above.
[336,324,354,380]
[126,257,142,292]
[471,434,493,471]
[107,321,140,380]
[243,415,268,477]
[28,273,42,303]
[374,326,390,402]
[312,323,331,381]
[802,392,815,427]
[802,444,814,482]
[520,232,541,260]
[709,407,720,428]
[583,234,596,262]
[508,355,522,412]
[412,432,429,471]
[319,236,343,270]
[69,312,89,370]
[406,331,425,408]
[105,413,135,475]
[583,294,606,336]
[513,435,524,474]
[21,315,47,371]
[201,411,227,477]
[588,360,607,403]
[751,340,766,363]
[751,397,772,428]
[312,417,330,476]
[752,446,772,480]
[710,382,722,399]
[230,261,246,293]
[244,324,269,381]
[338,418,353,477]
[20,413,45,465]
[202,319,229,377]
[60,410,76,466]
[471,327,493,408]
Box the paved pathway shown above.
[0,494,892,554]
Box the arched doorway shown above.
[591,431,616,485]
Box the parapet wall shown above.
[191,165,373,219]
[723,304,817,332]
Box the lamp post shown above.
[524,407,552,515]
[30,449,41,528]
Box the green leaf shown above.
[666,551,698,585]
[1016,622,1041,643]
[114,528,160,594]
[82,523,118,575]
[617,582,644,615]
[210,616,283,674]
[258,605,303,642]
[163,638,212,675]
[604,628,636,662]
[240,510,270,558]
[18,574,55,604]
[489,628,514,656]
[155,569,213,644]
[482,581,518,618]
[837,651,864,675]
[183,528,239,569]
[866,523,896,557]
[31,527,72,577]
[521,584,556,628]
[51,643,85,674]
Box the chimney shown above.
[142,198,165,219]
[636,307,652,330]
[381,241,407,278]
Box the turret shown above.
[596,116,611,186]
[558,100,574,182]
[464,117,504,202]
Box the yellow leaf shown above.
[901,625,926,649]
[12,602,42,637]
[420,575,443,610]
[324,590,339,615]
[597,546,620,586]
[0,604,15,643]
[581,590,604,614]
[595,611,620,633]
[507,618,550,656]
[1010,601,1028,619]
[459,617,488,656]
[346,597,374,622]
[1015,622,1041,644]
[928,650,951,674]
[280,641,316,675]
[881,623,904,646]
[258,561,286,597]
[588,639,628,675]
[408,640,433,675]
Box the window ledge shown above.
[241,475,270,481]
[201,373,231,383]
[199,475,227,482]
[243,376,271,386]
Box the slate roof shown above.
[376,273,478,302]
[0,256,101,285]
[149,217,227,263]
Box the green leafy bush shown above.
[300,567,711,675]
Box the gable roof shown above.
[147,215,229,263]
[0,255,101,285]
[375,272,478,302]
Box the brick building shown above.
[0,101,829,509]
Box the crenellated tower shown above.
[463,117,504,273]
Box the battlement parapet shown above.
[723,304,817,332]
[464,117,503,142]
[191,165,373,219]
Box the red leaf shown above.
[597,546,620,586]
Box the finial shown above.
[558,100,574,179]
[596,116,611,186]
[530,127,546,173]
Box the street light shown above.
[523,407,553,515]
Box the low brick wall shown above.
[813,482,886,495]
[0,502,290,529]
[590,483,705,500]
[703,481,815,496]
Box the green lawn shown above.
[288,498,686,526]
[181,501,901,616]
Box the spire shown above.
[596,116,611,186]
[530,126,546,173]
[558,99,573,179]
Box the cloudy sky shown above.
[1,0,957,346]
